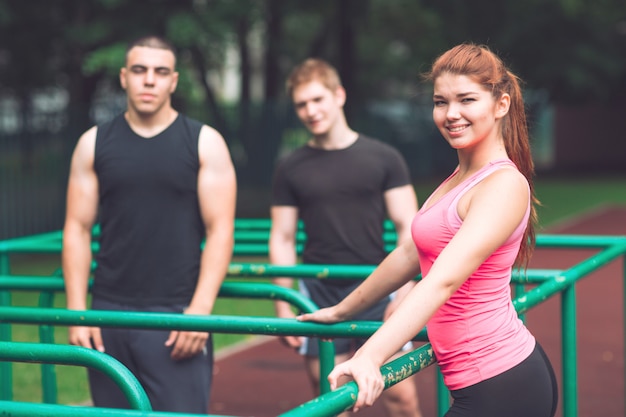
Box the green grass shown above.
[534,175,626,227]
[4,174,626,404]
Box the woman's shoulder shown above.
[472,166,529,211]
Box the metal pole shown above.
[0,250,12,401]
[562,285,578,417]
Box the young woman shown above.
[298,43,558,417]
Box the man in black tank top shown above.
[62,35,236,413]
[269,58,424,417]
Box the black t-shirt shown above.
[93,114,204,306]
[271,135,412,267]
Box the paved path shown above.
[209,205,626,417]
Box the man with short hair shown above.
[270,58,423,417]
[62,35,236,412]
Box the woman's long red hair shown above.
[426,44,538,268]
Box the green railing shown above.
[0,400,236,417]
[1,223,625,417]
[0,278,338,402]
[0,302,429,414]
[280,343,436,417]
[0,341,151,410]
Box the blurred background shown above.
[1,0,626,240]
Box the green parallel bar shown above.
[38,291,58,404]
[514,283,527,323]
[0,250,11,401]
[0,240,93,254]
[562,284,578,417]
[0,305,428,342]
[3,231,623,256]
[279,344,435,417]
[233,230,398,243]
[1,230,624,253]
[232,235,626,256]
[234,218,397,232]
[436,369,448,417]
[514,241,626,314]
[227,263,561,283]
[0,268,562,290]
[0,400,237,417]
[0,230,63,249]
[0,278,319,315]
[234,218,274,230]
[0,277,428,343]
[0,341,151,410]
[228,263,380,278]
[536,234,626,248]
[0,278,338,395]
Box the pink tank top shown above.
[411,159,535,390]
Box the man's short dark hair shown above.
[125,35,177,65]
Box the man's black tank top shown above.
[93,114,204,306]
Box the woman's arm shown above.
[298,237,421,323]
[325,168,531,410]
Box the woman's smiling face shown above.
[432,73,509,151]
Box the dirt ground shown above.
[208,205,626,417]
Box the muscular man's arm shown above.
[62,127,103,351]
[166,125,237,360]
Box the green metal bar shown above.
[0,275,431,344]
[1,231,624,254]
[0,341,151,410]
[0,278,338,395]
[514,283,527,323]
[279,343,435,417]
[234,218,274,230]
[0,401,238,417]
[233,218,397,232]
[0,278,320,318]
[512,269,563,283]
[227,263,561,282]
[0,250,12,401]
[232,235,626,256]
[514,241,626,314]
[436,369,448,417]
[318,341,335,395]
[233,230,398,244]
[535,234,626,248]
[0,240,94,254]
[0,229,63,244]
[228,263,380,279]
[38,291,58,404]
[0,305,427,341]
[0,267,564,300]
[562,284,578,417]
[0,279,427,401]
